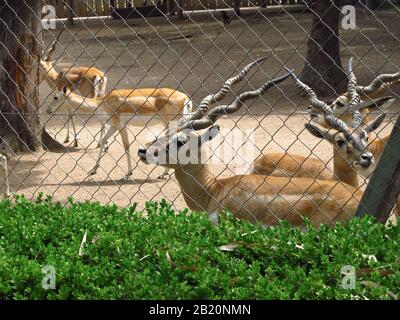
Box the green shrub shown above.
[0,194,399,300]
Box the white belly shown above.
[92,111,168,127]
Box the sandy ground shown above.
[3,8,400,219]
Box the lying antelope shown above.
[41,29,107,147]
[138,69,384,227]
[305,61,399,179]
[251,59,398,188]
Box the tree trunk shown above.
[300,0,347,99]
[0,0,64,154]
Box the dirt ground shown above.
[4,8,400,214]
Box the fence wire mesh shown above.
[1,0,400,227]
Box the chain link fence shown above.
[1,0,400,227]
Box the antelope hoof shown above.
[89,166,98,176]
[73,140,78,148]
[64,137,70,143]
[123,171,133,181]
[96,143,109,152]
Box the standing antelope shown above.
[41,29,107,147]
[138,69,385,227]
[47,86,192,181]
[251,59,398,187]
[46,57,271,181]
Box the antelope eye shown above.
[54,96,58,100]
[335,101,345,108]
[336,139,345,147]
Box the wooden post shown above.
[166,0,172,14]
[366,0,377,9]
[166,0,176,15]
[355,115,400,223]
[66,0,74,25]
[234,0,241,16]
[177,0,183,19]
[110,0,116,17]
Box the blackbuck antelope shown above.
[138,69,379,228]
[251,58,398,188]
[47,87,192,181]
[41,29,107,147]
[306,63,399,174]
[47,56,270,181]
[310,66,399,128]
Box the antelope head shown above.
[139,59,292,168]
[304,115,385,178]
[46,84,71,114]
[138,125,221,170]
[289,62,387,178]
[306,58,397,128]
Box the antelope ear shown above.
[304,123,336,144]
[304,123,328,139]
[199,125,220,145]
[359,96,394,110]
[364,113,386,133]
